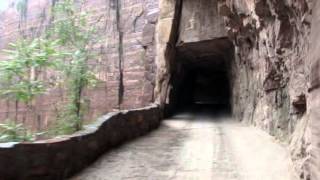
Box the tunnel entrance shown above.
[166,38,234,116]
[178,60,231,108]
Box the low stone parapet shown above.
[0,104,161,180]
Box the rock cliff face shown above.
[218,1,312,178]
[307,1,320,179]
[0,0,159,130]
[155,0,317,179]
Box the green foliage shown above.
[0,120,34,142]
[49,0,99,133]
[51,99,90,135]
[0,38,60,142]
[0,38,60,103]
[0,0,100,140]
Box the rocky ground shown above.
[71,108,296,180]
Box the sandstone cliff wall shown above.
[0,0,159,130]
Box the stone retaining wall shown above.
[0,105,160,180]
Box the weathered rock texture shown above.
[178,0,226,43]
[218,1,312,179]
[308,1,320,179]
[154,0,317,179]
[0,0,158,130]
[0,105,160,180]
[220,0,311,138]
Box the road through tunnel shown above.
[165,38,234,117]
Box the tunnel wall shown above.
[308,1,320,179]
[0,105,160,180]
[155,0,315,179]
[219,0,313,179]
[154,0,182,115]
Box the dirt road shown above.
[71,109,296,180]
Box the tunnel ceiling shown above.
[176,38,233,71]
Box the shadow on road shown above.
[168,104,232,122]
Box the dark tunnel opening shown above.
[165,38,234,117]
[177,62,231,110]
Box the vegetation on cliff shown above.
[0,0,99,142]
